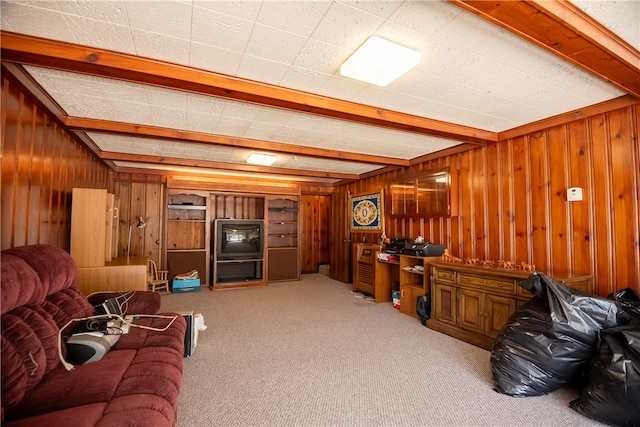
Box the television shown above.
[215,219,264,260]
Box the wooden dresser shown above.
[428,261,594,350]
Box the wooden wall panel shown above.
[1,75,110,251]
[299,194,331,273]
[332,104,640,297]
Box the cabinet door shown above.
[458,288,484,335]
[400,284,423,319]
[71,188,107,268]
[267,248,299,281]
[432,283,457,325]
[484,294,517,338]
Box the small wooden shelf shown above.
[168,204,206,210]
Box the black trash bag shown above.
[570,288,640,427]
[491,273,622,397]
[416,294,431,326]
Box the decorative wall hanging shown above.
[350,191,384,232]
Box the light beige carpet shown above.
[160,274,605,427]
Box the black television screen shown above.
[215,219,264,260]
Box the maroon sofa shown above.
[1,245,186,426]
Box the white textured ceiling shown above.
[1,0,637,184]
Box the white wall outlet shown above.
[567,187,583,201]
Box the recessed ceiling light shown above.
[246,153,277,166]
[340,36,421,87]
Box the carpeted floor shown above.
[160,274,606,427]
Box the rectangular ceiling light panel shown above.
[340,36,421,87]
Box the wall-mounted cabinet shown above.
[267,196,300,282]
[166,191,209,287]
[390,167,458,218]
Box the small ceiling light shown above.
[340,36,421,87]
[246,153,277,166]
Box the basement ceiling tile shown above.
[389,1,462,37]
[309,1,385,46]
[189,41,243,76]
[279,65,332,93]
[191,6,253,53]
[237,55,291,86]
[185,112,221,135]
[124,0,192,39]
[256,1,330,39]
[186,93,226,115]
[144,86,187,110]
[573,0,640,51]
[213,116,254,136]
[292,38,347,76]
[1,3,75,42]
[131,29,191,64]
[60,14,135,54]
[192,0,262,23]
[219,101,262,122]
[245,23,308,65]
[56,0,129,26]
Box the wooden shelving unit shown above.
[266,196,300,282]
[398,255,440,319]
[166,191,209,287]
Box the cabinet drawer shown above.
[458,273,515,293]
[433,268,455,283]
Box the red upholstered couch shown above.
[1,245,186,427]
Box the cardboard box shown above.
[173,278,200,293]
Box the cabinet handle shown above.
[401,289,405,298]
[113,207,119,219]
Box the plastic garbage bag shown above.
[570,288,640,426]
[491,273,623,397]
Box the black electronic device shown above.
[403,243,446,257]
[383,238,412,254]
[215,219,264,260]
[66,331,120,365]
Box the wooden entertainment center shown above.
[166,190,300,290]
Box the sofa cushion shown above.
[3,350,136,421]
[2,403,108,427]
[1,254,46,314]
[3,245,78,296]
[1,305,59,408]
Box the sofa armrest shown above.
[87,291,161,315]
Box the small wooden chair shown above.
[148,259,170,294]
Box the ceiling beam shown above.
[64,116,410,167]
[98,151,362,181]
[0,31,495,145]
[451,0,640,98]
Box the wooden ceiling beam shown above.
[63,116,410,167]
[0,31,494,145]
[451,0,640,98]
[98,151,362,181]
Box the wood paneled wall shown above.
[300,194,331,272]
[332,104,640,297]
[112,175,165,265]
[1,74,110,251]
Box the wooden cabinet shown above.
[353,243,382,297]
[399,255,440,319]
[166,191,209,287]
[71,188,109,267]
[428,262,594,350]
[77,257,147,295]
[266,196,300,282]
[71,188,145,294]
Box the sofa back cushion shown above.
[1,245,94,412]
